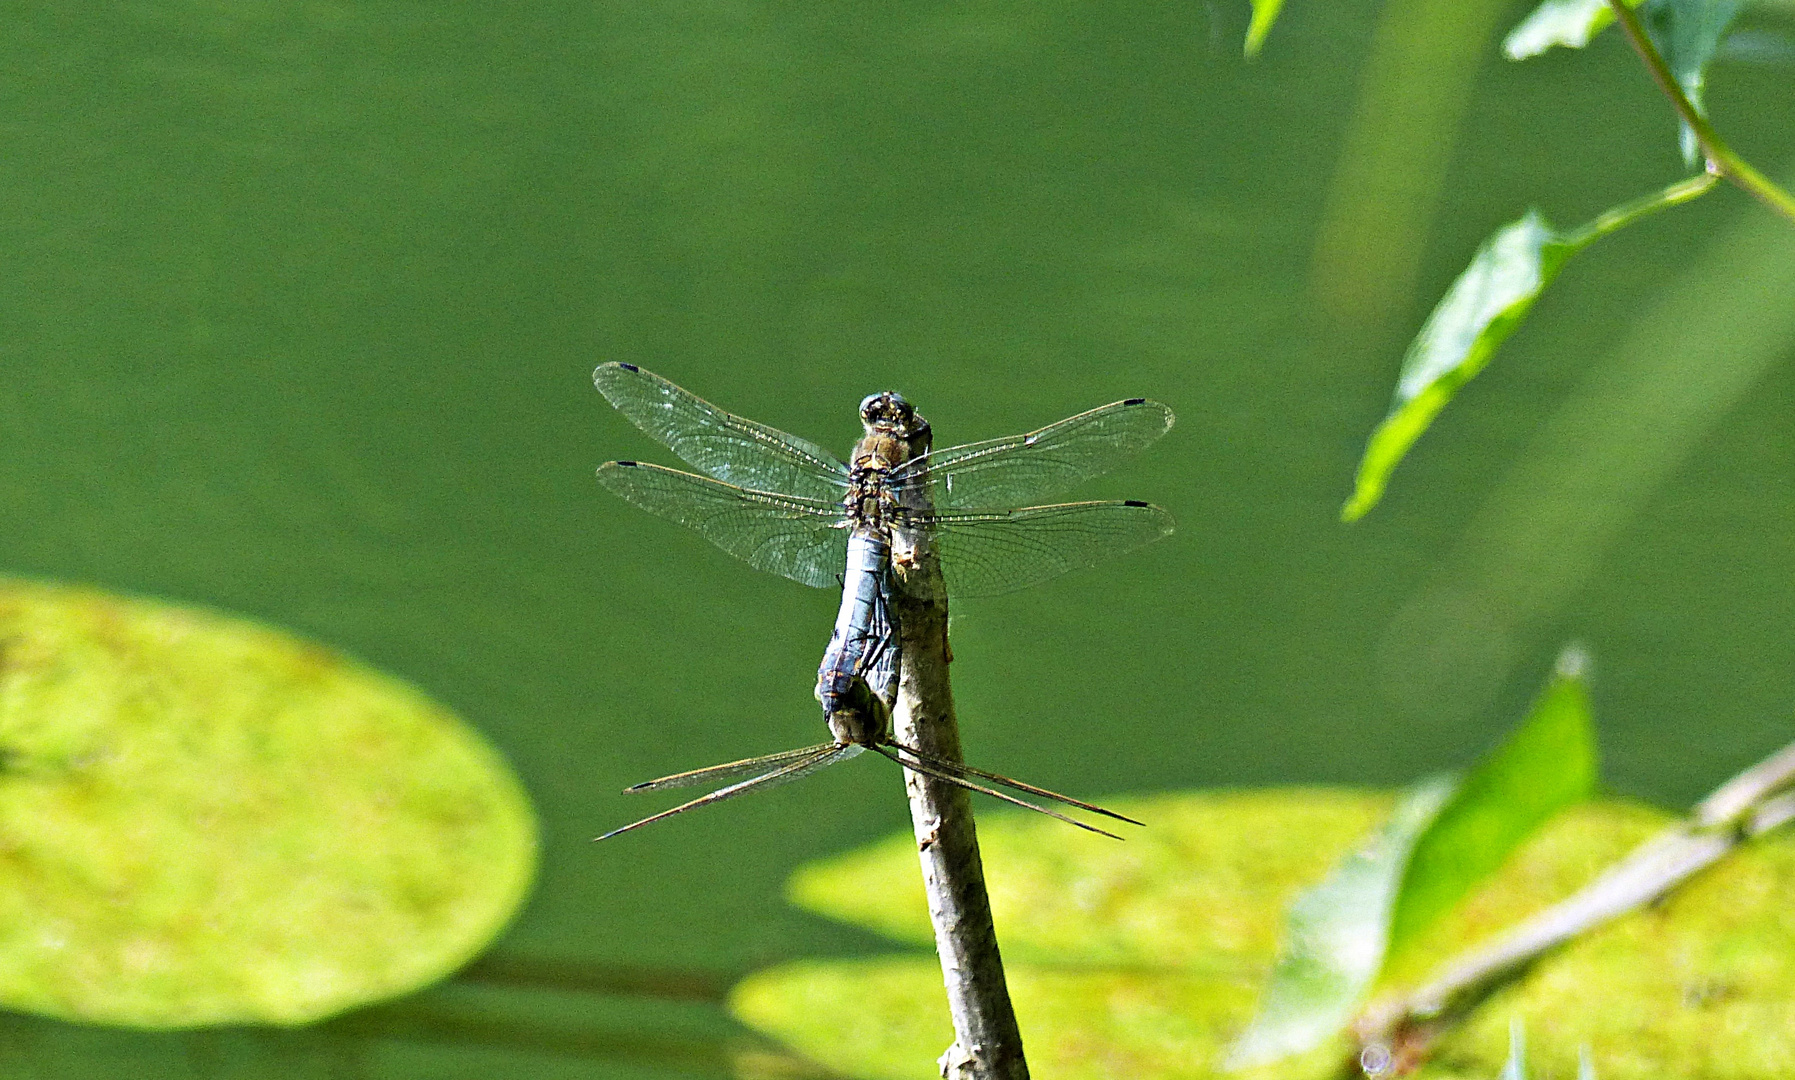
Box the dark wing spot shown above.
[1023,434,1038,447]
[1123,397,1146,406]
[619,362,640,372]
[615,460,639,468]
[1124,499,1148,507]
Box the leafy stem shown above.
[1558,169,1718,248]
[1351,736,1795,1074]
[1605,0,1795,224]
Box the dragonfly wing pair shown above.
[593,363,848,503]
[894,396,1174,510]
[593,363,1175,597]
[597,460,848,589]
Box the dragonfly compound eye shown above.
[860,392,914,429]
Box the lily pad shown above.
[741,789,1795,1078]
[788,788,1393,971]
[0,578,537,1028]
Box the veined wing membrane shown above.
[597,744,864,841]
[928,500,1174,598]
[625,743,840,792]
[594,363,850,504]
[597,461,847,589]
[896,398,1174,509]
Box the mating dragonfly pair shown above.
[592,363,1174,840]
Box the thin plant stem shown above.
[1559,170,1718,249]
[1605,0,1795,225]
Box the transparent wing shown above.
[596,744,863,840]
[883,740,1143,825]
[871,746,1123,840]
[597,461,848,588]
[624,743,839,792]
[926,500,1174,598]
[892,398,1174,509]
[594,363,850,503]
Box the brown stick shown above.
[889,459,1029,1080]
[890,572,1029,1080]
[1353,737,1795,1072]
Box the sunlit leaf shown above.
[1244,0,1287,57]
[1342,211,1574,521]
[0,579,537,1027]
[1224,776,1456,1067]
[1388,646,1599,958]
[1340,169,1717,521]
[741,793,1795,1079]
[1235,648,1598,1067]
[1503,0,1640,59]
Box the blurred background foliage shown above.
[2,0,1793,1075]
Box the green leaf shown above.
[1641,0,1746,164]
[1233,647,1599,1066]
[1387,646,1599,958]
[0,578,537,1027]
[1244,0,1287,57]
[1341,211,1575,521]
[1502,0,1640,59]
[1504,0,1746,163]
[1340,171,1717,521]
[1224,776,1457,1067]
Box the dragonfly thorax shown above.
[845,397,931,536]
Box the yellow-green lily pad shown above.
[734,957,1303,1080]
[739,789,1795,1078]
[788,788,1395,973]
[0,578,537,1028]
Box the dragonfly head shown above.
[859,392,927,441]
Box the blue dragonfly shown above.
[591,363,1173,839]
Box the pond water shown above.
[3,0,1793,1075]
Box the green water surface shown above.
[3,0,1793,1075]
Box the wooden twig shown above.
[892,577,1028,1080]
[889,426,1029,1079]
[1353,737,1795,1073]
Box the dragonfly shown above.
[591,362,1174,840]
